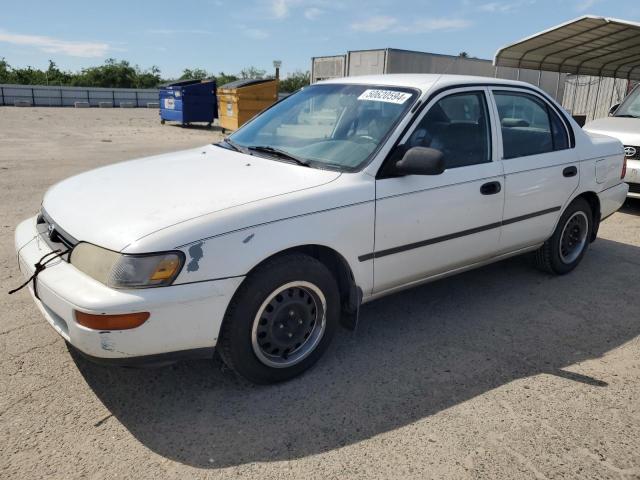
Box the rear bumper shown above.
[599,182,629,219]
[14,216,243,362]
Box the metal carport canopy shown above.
[494,16,640,81]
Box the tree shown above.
[239,66,266,79]
[458,51,470,58]
[279,70,310,93]
[13,66,48,85]
[135,65,162,88]
[44,60,72,85]
[215,71,239,86]
[0,58,162,87]
[180,68,209,80]
[0,58,16,83]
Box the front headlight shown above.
[70,243,184,289]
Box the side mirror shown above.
[609,103,620,116]
[395,147,445,176]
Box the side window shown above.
[494,91,568,159]
[406,91,491,168]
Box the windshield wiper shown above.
[216,138,243,152]
[247,145,311,167]
[615,114,640,118]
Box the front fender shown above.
[170,199,375,296]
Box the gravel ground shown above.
[1,107,639,480]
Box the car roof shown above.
[318,74,537,94]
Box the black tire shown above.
[218,253,340,384]
[534,197,593,275]
[160,119,165,125]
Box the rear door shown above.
[371,87,505,294]
[488,88,579,253]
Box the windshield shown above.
[228,84,417,171]
[614,86,640,118]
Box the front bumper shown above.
[14,216,243,362]
[624,159,640,198]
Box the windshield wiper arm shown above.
[247,145,311,167]
[615,114,640,118]
[217,138,244,152]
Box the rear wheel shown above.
[534,197,593,275]
[218,253,340,384]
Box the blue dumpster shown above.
[159,79,217,127]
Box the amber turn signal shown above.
[149,257,182,281]
[75,311,150,330]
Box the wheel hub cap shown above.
[251,281,326,368]
[559,211,588,264]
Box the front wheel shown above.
[534,197,593,275]
[218,254,340,384]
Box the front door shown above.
[371,88,505,294]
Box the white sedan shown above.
[584,83,640,198]
[13,74,628,383]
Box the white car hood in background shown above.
[584,117,640,145]
[43,145,340,251]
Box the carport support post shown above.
[585,77,593,121]
[571,75,579,114]
[135,91,139,107]
[609,78,617,111]
[31,88,35,106]
[593,76,603,119]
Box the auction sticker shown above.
[358,89,412,104]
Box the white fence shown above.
[0,84,159,108]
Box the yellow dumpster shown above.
[217,78,278,131]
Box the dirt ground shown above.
[1,107,639,480]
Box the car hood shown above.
[42,144,341,251]
[584,117,640,145]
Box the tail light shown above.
[621,156,627,179]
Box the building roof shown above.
[494,16,640,80]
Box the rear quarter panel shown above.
[571,129,625,219]
[578,131,625,192]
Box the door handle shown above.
[480,181,502,195]
[563,166,577,177]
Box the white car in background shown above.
[584,84,640,198]
[14,74,628,384]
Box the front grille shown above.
[628,182,640,194]
[624,145,640,161]
[37,210,78,250]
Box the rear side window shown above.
[405,91,491,168]
[494,91,569,159]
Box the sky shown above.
[1,0,640,78]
